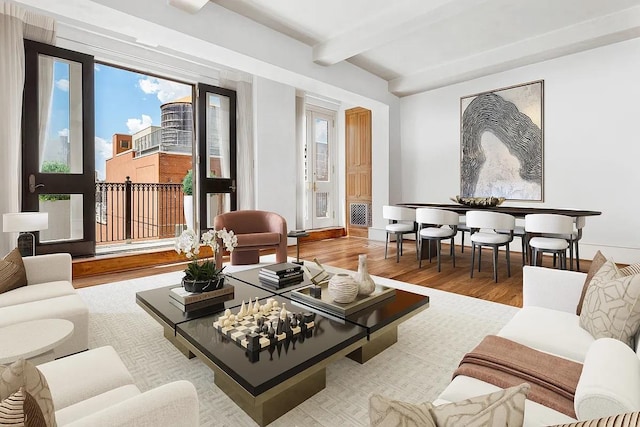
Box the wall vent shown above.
[349,202,371,227]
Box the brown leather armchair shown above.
[213,210,288,268]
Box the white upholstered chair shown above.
[467,211,515,283]
[545,217,585,271]
[382,205,418,262]
[415,208,459,271]
[525,214,574,270]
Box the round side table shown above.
[0,319,74,365]
[288,230,310,265]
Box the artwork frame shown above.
[460,80,544,201]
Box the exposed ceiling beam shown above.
[389,6,640,96]
[312,0,488,66]
[167,0,209,14]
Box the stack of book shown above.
[169,284,234,312]
[258,263,304,289]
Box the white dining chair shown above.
[382,205,418,263]
[544,217,585,271]
[415,208,459,272]
[467,211,515,283]
[525,214,574,270]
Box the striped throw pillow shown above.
[0,387,47,427]
[620,263,640,276]
[552,411,640,426]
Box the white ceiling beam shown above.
[167,0,209,14]
[312,0,488,66]
[389,6,640,96]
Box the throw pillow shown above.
[429,383,529,427]
[620,263,640,277]
[551,411,640,426]
[369,383,530,427]
[0,359,56,427]
[579,260,640,347]
[0,387,47,427]
[576,251,607,315]
[0,248,27,294]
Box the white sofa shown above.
[37,345,199,426]
[435,266,640,426]
[0,253,89,358]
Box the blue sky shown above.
[49,62,191,180]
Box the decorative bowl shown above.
[327,273,359,304]
[450,196,506,207]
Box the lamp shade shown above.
[2,212,49,232]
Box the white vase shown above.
[183,195,193,231]
[354,254,375,296]
[327,273,358,303]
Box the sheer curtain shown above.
[220,71,254,210]
[0,2,55,256]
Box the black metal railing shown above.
[95,177,187,244]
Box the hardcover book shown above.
[168,292,233,312]
[169,283,234,305]
[260,262,302,276]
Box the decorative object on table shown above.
[354,254,375,296]
[212,297,315,356]
[174,228,238,293]
[2,212,48,257]
[287,230,310,265]
[258,262,304,289]
[291,282,396,317]
[450,196,506,207]
[168,284,235,312]
[327,273,359,304]
[460,80,544,201]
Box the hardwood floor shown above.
[72,236,592,308]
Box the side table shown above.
[0,319,74,365]
[288,230,310,265]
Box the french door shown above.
[22,41,96,257]
[197,83,237,230]
[305,107,336,229]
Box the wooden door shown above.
[345,107,372,237]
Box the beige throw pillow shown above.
[0,359,56,427]
[369,383,529,427]
[579,260,640,347]
[551,411,640,426]
[0,248,27,294]
[576,251,607,315]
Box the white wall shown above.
[254,77,297,229]
[398,38,640,263]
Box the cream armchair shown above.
[214,210,288,268]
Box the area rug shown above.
[77,260,518,426]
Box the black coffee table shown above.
[176,295,367,426]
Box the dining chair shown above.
[415,208,459,272]
[382,205,418,262]
[467,211,515,283]
[544,217,585,271]
[524,214,574,270]
[457,215,471,253]
[497,219,527,266]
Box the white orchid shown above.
[175,228,238,281]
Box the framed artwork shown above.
[460,80,544,201]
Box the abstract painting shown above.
[460,80,544,201]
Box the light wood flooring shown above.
[72,236,592,308]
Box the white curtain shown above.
[220,71,254,210]
[0,2,55,256]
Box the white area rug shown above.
[77,260,518,426]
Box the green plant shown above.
[174,228,238,281]
[182,169,193,196]
[39,161,71,201]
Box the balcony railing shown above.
[95,177,187,244]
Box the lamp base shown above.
[17,233,36,257]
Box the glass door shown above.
[305,108,336,229]
[22,41,96,257]
[197,84,237,230]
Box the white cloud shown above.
[94,64,101,72]
[138,76,191,104]
[55,79,69,92]
[94,136,112,181]
[126,114,153,134]
[58,128,69,137]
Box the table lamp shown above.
[2,212,49,257]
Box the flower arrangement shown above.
[174,228,238,292]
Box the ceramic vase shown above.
[182,275,225,293]
[327,273,358,303]
[354,254,375,296]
